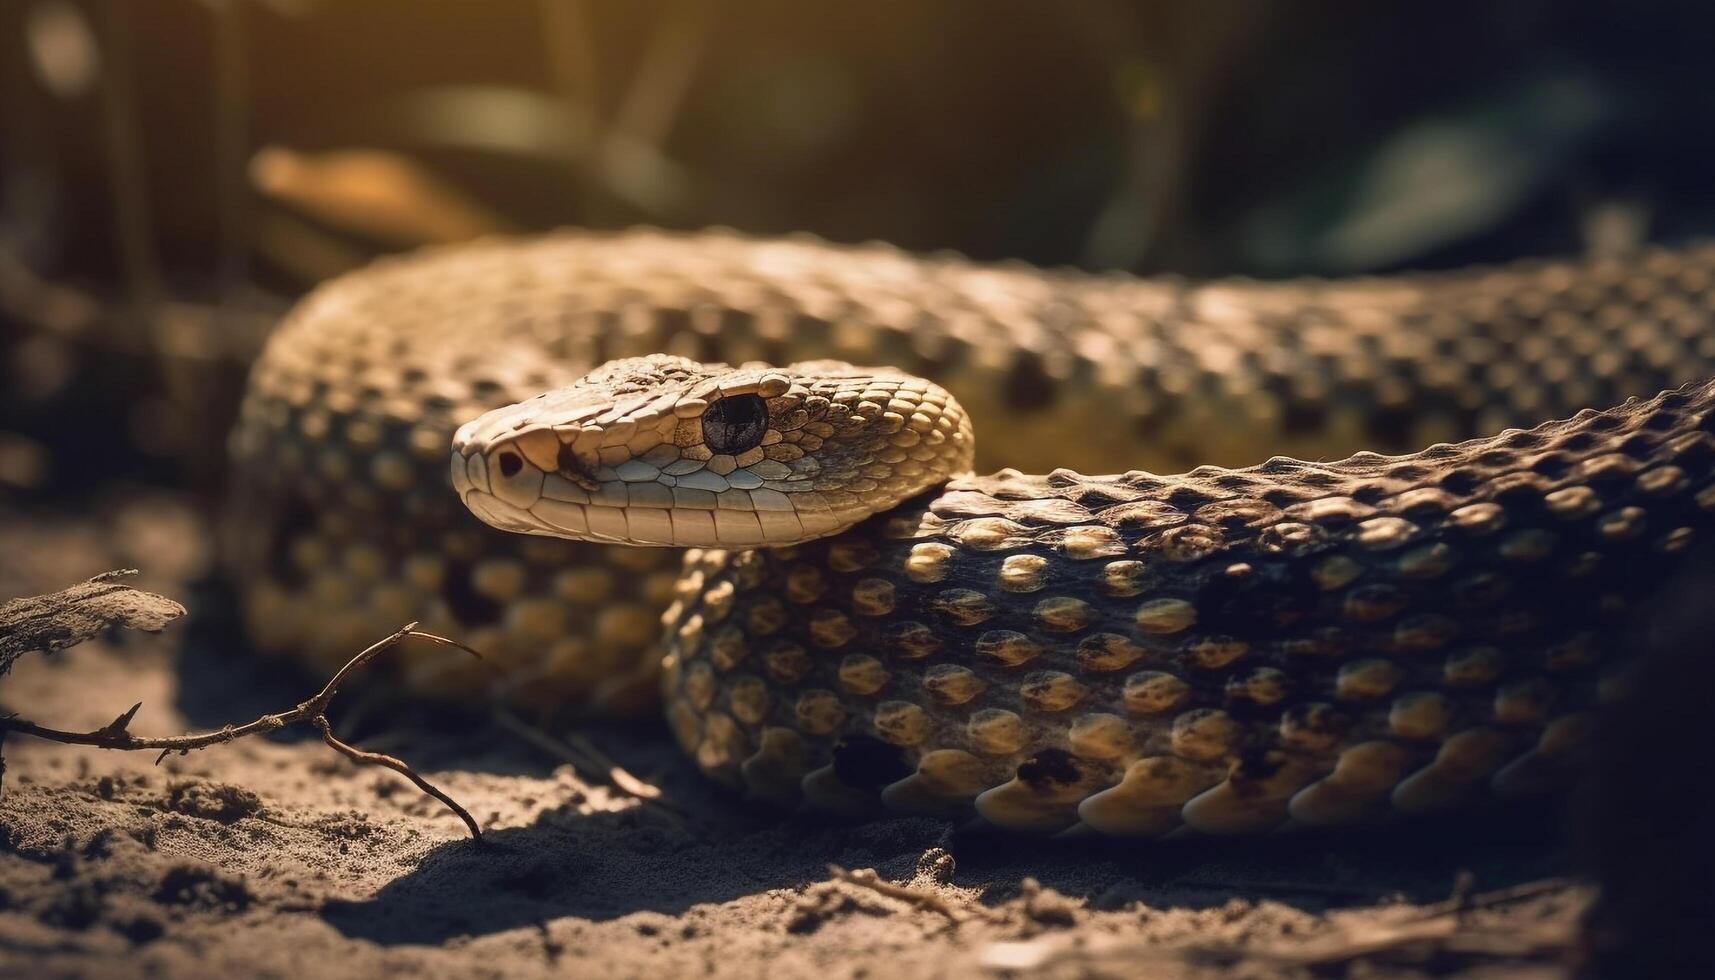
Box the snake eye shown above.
[702,393,768,455]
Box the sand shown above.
[0,495,1585,979]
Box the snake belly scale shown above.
[229,229,1715,836]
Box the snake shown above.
[227,229,1715,836]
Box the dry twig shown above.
[1400,875,1575,923]
[0,581,487,838]
[492,707,689,826]
[1197,877,1582,969]
[826,864,966,923]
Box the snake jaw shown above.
[449,354,975,548]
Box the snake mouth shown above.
[451,444,676,545]
[460,489,541,535]
[450,406,680,545]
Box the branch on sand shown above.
[826,864,966,923]
[0,570,487,838]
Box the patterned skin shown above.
[453,352,1715,835]
[229,230,1715,834]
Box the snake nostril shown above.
[497,451,523,478]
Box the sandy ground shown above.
[0,494,1587,979]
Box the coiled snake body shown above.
[230,230,1715,836]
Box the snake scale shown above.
[228,229,1715,836]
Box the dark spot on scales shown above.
[550,442,602,491]
[497,451,523,478]
[831,736,910,788]
[1195,559,1316,639]
[1017,748,1083,789]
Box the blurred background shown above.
[4,0,1715,499]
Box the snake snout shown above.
[449,413,566,535]
[451,446,554,537]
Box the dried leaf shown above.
[0,569,185,675]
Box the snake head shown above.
[450,354,973,547]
